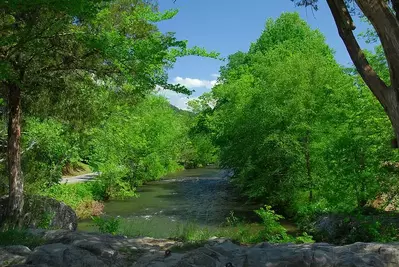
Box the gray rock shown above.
[72,239,117,259]
[0,247,26,266]
[4,246,31,256]
[0,195,77,231]
[7,230,399,266]
[25,243,107,267]
[311,214,399,244]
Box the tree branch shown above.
[326,0,389,105]
[356,0,399,89]
[392,0,399,20]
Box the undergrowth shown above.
[39,182,104,219]
[0,229,45,249]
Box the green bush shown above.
[254,205,314,244]
[225,211,241,227]
[92,216,121,235]
[0,229,44,249]
[39,182,104,218]
[254,205,290,242]
[39,183,94,209]
[37,211,56,229]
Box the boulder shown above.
[0,247,26,266]
[310,214,399,244]
[2,230,399,266]
[24,243,107,267]
[0,195,77,230]
[4,246,32,256]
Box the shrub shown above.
[39,183,104,219]
[225,211,240,227]
[37,211,56,229]
[0,229,44,249]
[75,200,104,218]
[255,205,289,242]
[92,216,121,235]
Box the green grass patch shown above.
[0,229,45,249]
[39,182,104,219]
[85,206,314,245]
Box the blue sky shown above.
[156,0,372,109]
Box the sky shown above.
[155,0,372,110]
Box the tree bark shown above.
[356,0,399,89]
[392,0,399,20]
[6,82,23,227]
[304,131,313,202]
[326,0,399,147]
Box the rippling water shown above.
[78,167,296,237]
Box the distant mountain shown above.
[169,104,195,117]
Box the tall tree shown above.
[0,0,216,226]
[293,0,399,147]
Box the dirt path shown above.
[61,172,98,184]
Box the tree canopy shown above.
[192,12,398,215]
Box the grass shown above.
[83,206,314,245]
[39,182,104,219]
[84,215,313,245]
[0,229,45,249]
[171,222,279,244]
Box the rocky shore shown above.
[1,230,399,267]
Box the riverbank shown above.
[1,229,399,267]
[28,167,399,246]
[76,167,304,244]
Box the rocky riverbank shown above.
[1,230,399,267]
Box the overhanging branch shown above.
[326,0,389,104]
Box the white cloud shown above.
[173,76,217,89]
[157,89,197,110]
[155,75,220,110]
[211,73,220,78]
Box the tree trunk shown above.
[304,131,313,202]
[326,0,399,147]
[6,82,23,227]
[384,89,399,147]
[356,0,399,89]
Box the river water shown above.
[78,167,296,237]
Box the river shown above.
[78,167,296,237]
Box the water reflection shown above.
[78,167,261,234]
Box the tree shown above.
[293,0,399,147]
[195,12,397,214]
[1,0,105,226]
[206,13,349,208]
[0,0,217,226]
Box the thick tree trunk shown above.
[355,0,399,146]
[356,0,399,88]
[326,0,399,147]
[384,89,399,147]
[6,82,23,226]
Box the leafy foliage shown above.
[0,0,219,210]
[194,13,399,219]
[92,216,121,235]
[0,229,45,249]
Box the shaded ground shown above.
[61,173,98,184]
